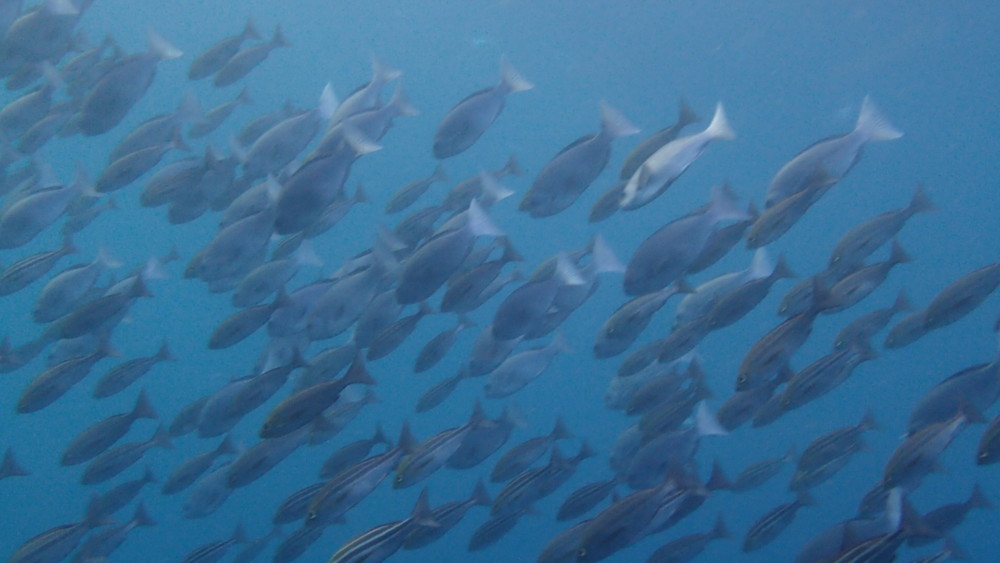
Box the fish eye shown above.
[395,475,404,484]
[578,548,587,558]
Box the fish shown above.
[518,101,638,217]
[77,28,182,135]
[213,25,289,87]
[189,86,252,138]
[595,281,690,359]
[883,407,982,490]
[923,261,1000,331]
[432,55,533,158]
[646,514,729,563]
[619,102,735,210]
[827,184,935,270]
[834,290,911,350]
[259,352,375,439]
[624,184,748,295]
[484,332,571,398]
[403,480,491,549]
[330,54,401,123]
[0,163,90,249]
[161,435,237,495]
[80,424,173,485]
[61,389,157,466]
[490,417,572,482]
[385,163,448,214]
[92,339,173,398]
[188,18,261,80]
[8,496,111,563]
[765,95,902,208]
[742,492,816,552]
[396,199,505,304]
[620,98,701,179]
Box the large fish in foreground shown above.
[432,55,533,159]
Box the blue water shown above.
[1,0,999,561]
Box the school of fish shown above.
[0,2,999,562]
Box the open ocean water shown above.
[1,0,999,561]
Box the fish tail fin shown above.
[141,254,170,282]
[388,83,419,117]
[499,237,524,263]
[341,124,382,156]
[711,514,730,539]
[941,537,971,561]
[397,421,417,454]
[1,448,28,478]
[371,53,402,84]
[599,100,640,139]
[155,339,174,362]
[132,389,158,420]
[705,102,736,140]
[892,289,912,313]
[83,493,113,528]
[797,490,817,506]
[371,424,389,446]
[707,182,749,222]
[478,171,514,206]
[706,460,731,491]
[237,86,253,105]
[232,522,249,544]
[677,97,701,126]
[856,95,903,141]
[343,353,376,387]
[906,184,937,216]
[47,0,79,16]
[550,330,572,355]
[471,479,492,506]
[95,245,123,270]
[152,425,174,450]
[243,17,262,41]
[431,163,449,183]
[318,82,339,120]
[500,154,524,177]
[466,198,505,238]
[411,488,439,527]
[177,90,203,124]
[859,408,880,431]
[147,28,183,60]
[748,248,773,280]
[554,253,585,286]
[498,55,534,93]
[888,238,912,265]
[968,483,994,510]
[695,401,729,437]
[271,25,290,48]
[39,61,66,91]
[352,183,369,204]
[216,434,238,456]
[551,416,573,441]
[771,253,797,280]
[594,234,628,274]
[133,500,157,527]
[291,239,323,268]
